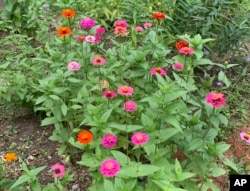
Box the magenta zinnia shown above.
[100,159,120,177]
[240,132,250,143]
[103,90,116,99]
[172,63,184,71]
[117,85,133,96]
[124,100,137,112]
[80,18,95,29]
[96,27,106,35]
[67,61,80,71]
[92,56,106,65]
[150,67,166,76]
[179,47,194,55]
[205,92,226,108]
[51,163,65,178]
[131,132,149,146]
[101,134,118,149]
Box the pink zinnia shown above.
[117,86,133,96]
[150,67,166,76]
[76,35,85,42]
[94,35,102,43]
[85,35,96,43]
[67,61,80,71]
[124,100,137,112]
[103,90,116,99]
[80,18,95,29]
[114,20,128,28]
[101,134,118,149]
[240,132,250,143]
[92,56,106,66]
[131,132,149,146]
[179,47,194,55]
[100,159,120,177]
[135,26,144,32]
[205,92,226,108]
[51,163,65,178]
[143,22,153,28]
[96,27,106,35]
[114,26,127,35]
[173,63,184,71]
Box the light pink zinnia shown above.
[135,26,144,32]
[100,159,120,177]
[96,27,106,35]
[51,163,65,178]
[101,134,118,149]
[150,67,166,76]
[92,56,106,66]
[114,20,128,28]
[103,90,116,99]
[80,18,95,29]
[84,35,96,43]
[179,47,194,55]
[124,100,137,112]
[67,61,80,71]
[205,92,226,108]
[117,86,133,96]
[131,132,149,146]
[143,22,153,28]
[173,63,184,71]
[240,132,250,143]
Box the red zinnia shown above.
[175,40,189,50]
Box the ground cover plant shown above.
[0,0,250,190]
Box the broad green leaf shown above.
[101,109,113,122]
[221,158,238,173]
[49,95,61,100]
[61,103,67,116]
[104,179,116,191]
[159,128,180,142]
[165,116,182,132]
[78,152,100,168]
[109,124,144,132]
[188,138,204,151]
[41,117,58,126]
[111,150,130,165]
[218,71,231,87]
[10,175,29,189]
[28,166,47,177]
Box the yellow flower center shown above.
[155,67,161,73]
[106,162,114,170]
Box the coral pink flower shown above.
[131,132,149,146]
[103,90,116,99]
[173,63,184,71]
[135,26,144,32]
[114,26,127,35]
[92,56,106,66]
[205,92,226,108]
[100,159,120,177]
[179,47,194,55]
[117,86,133,96]
[143,22,153,28]
[76,35,85,42]
[124,100,137,112]
[51,163,65,178]
[85,35,96,43]
[96,27,106,35]
[150,67,166,76]
[80,18,95,29]
[67,61,80,71]
[114,20,128,28]
[240,132,250,143]
[101,134,118,149]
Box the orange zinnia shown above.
[175,40,189,50]
[4,152,18,162]
[153,12,165,20]
[77,130,93,144]
[62,9,76,18]
[57,27,72,37]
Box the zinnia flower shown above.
[94,35,102,43]
[100,159,120,177]
[143,22,153,28]
[175,40,189,50]
[76,35,85,42]
[4,152,17,162]
[114,20,128,28]
[172,63,184,71]
[51,163,65,178]
[153,12,165,20]
[61,9,76,18]
[84,35,96,43]
[80,18,95,29]
[124,100,137,112]
[240,132,250,143]
[114,26,127,35]
[103,90,116,99]
[135,26,144,32]
[77,130,93,144]
[99,80,109,90]
[150,67,166,76]
[96,27,106,35]
[117,86,133,96]
[92,56,106,66]
[101,134,118,149]
[179,47,194,55]
[57,27,72,37]
[205,92,226,108]
[131,132,149,146]
[67,61,80,71]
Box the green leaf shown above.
[152,180,188,191]
[218,113,228,126]
[141,113,154,127]
[28,166,47,177]
[109,124,144,132]
[101,109,113,123]
[188,138,204,151]
[159,128,180,142]
[221,158,238,173]
[78,152,100,168]
[10,175,30,189]
[41,117,58,126]
[49,95,61,100]
[175,159,182,177]
[218,71,231,87]
[165,116,182,132]
[35,95,48,105]
[104,179,116,191]
[61,103,67,116]
[111,150,130,165]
